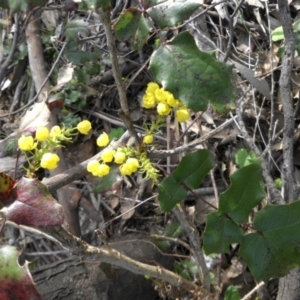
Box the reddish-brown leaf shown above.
[2,177,64,227]
[0,172,15,206]
[0,245,41,300]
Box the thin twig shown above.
[173,205,211,290]
[241,281,265,300]
[97,7,140,146]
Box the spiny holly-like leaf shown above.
[150,31,235,113]
[1,177,64,227]
[203,212,243,254]
[218,163,265,223]
[0,245,41,300]
[114,8,150,50]
[173,149,214,189]
[159,149,214,212]
[159,175,187,213]
[146,0,200,29]
[0,172,15,206]
[240,200,300,282]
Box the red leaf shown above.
[0,172,15,206]
[0,245,41,300]
[2,177,64,227]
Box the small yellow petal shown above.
[176,108,190,123]
[143,134,154,144]
[36,126,49,141]
[41,153,60,170]
[97,132,110,147]
[77,120,92,135]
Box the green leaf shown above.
[271,26,284,42]
[65,20,88,42]
[2,0,48,12]
[158,175,187,212]
[114,8,150,50]
[173,149,214,189]
[203,212,243,254]
[158,149,214,212]
[272,19,300,42]
[146,0,200,29]
[109,128,125,140]
[80,0,110,10]
[66,51,99,65]
[149,31,235,113]
[240,200,300,282]
[219,163,265,223]
[235,149,259,168]
[93,165,122,193]
[224,285,241,300]
[164,221,184,238]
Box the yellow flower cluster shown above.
[87,133,159,183]
[142,82,190,123]
[18,120,92,176]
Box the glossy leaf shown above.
[114,8,150,50]
[203,212,243,254]
[218,163,265,223]
[0,245,41,300]
[146,0,200,29]
[159,175,187,212]
[1,177,64,227]
[159,149,214,212]
[0,172,15,206]
[240,200,300,282]
[150,31,235,113]
[172,149,214,189]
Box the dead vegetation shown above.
[0,0,299,299]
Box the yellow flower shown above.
[36,126,49,141]
[157,103,171,116]
[119,158,139,176]
[114,151,126,164]
[87,160,100,176]
[143,134,154,144]
[176,108,190,123]
[40,153,60,170]
[101,148,115,163]
[142,93,156,109]
[155,88,168,102]
[146,82,159,94]
[97,132,110,147]
[126,158,139,172]
[87,160,110,177]
[18,135,36,151]
[166,93,177,107]
[77,120,92,135]
[120,163,132,176]
[50,126,62,138]
[98,164,110,177]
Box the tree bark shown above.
[276,0,299,298]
